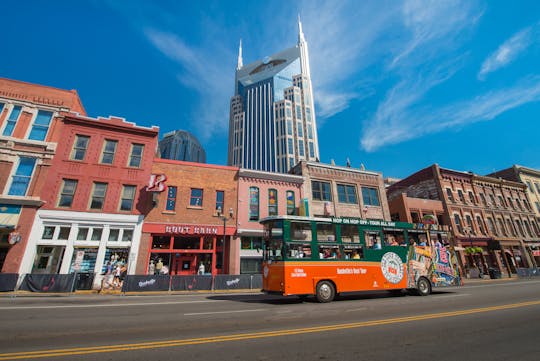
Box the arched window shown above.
[286,190,296,215]
[249,187,259,221]
[268,189,278,216]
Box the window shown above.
[58,179,77,207]
[70,135,90,161]
[286,190,295,215]
[42,226,55,239]
[28,110,53,141]
[90,182,108,210]
[457,190,465,203]
[297,122,303,137]
[527,181,534,193]
[468,191,476,204]
[486,217,496,235]
[91,228,103,241]
[507,197,514,209]
[514,220,524,237]
[498,195,505,207]
[268,189,278,216]
[2,105,21,136]
[489,194,496,206]
[58,227,71,240]
[215,190,224,213]
[166,186,177,211]
[120,185,136,211]
[122,229,133,242]
[108,229,120,242]
[454,214,463,234]
[362,187,380,206]
[249,187,259,221]
[446,188,454,202]
[189,188,203,207]
[100,139,118,164]
[506,219,516,236]
[536,183,540,193]
[298,140,304,156]
[128,144,144,167]
[77,228,89,240]
[312,181,332,201]
[476,216,485,235]
[287,138,294,154]
[8,157,36,196]
[515,198,522,210]
[497,218,506,236]
[465,215,475,234]
[536,202,540,213]
[309,142,315,158]
[337,184,357,204]
[479,193,487,205]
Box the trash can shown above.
[488,268,501,279]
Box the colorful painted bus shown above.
[261,216,461,302]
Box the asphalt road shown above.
[0,279,539,361]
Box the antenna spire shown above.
[237,39,243,70]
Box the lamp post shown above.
[217,207,234,274]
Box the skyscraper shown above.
[159,130,206,163]
[228,18,320,173]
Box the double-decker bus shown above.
[261,216,461,302]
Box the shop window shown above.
[28,110,53,141]
[203,236,214,250]
[32,246,64,274]
[2,105,21,136]
[128,143,144,168]
[312,180,332,201]
[286,190,295,215]
[240,258,261,274]
[108,229,120,242]
[174,236,201,249]
[101,248,130,274]
[152,236,170,249]
[249,187,259,221]
[119,185,136,211]
[337,184,357,204]
[268,189,278,216]
[8,157,36,196]
[165,186,177,211]
[190,188,203,207]
[91,228,103,241]
[90,182,108,210]
[69,248,98,273]
[70,135,90,161]
[361,187,380,206]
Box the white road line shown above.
[0,300,222,310]
[184,309,266,316]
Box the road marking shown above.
[0,300,222,310]
[0,300,539,360]
[184,309,266,316]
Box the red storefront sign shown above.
[142,223,235,235]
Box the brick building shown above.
[290,161,390,220]
[20,112,158,287]
[0,78,85,273]
[139,159,239,275]
[387,164,539,277]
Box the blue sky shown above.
[2,0,540,178]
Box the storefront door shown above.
[172,254,196,275]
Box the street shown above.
[0,279,539,360]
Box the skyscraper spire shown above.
[297,14,305,44]
[237,39,243,70]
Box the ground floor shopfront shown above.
[19,210,143,289]
[238,230,264,274]
[139,222,236,275]
[457,236,535,278]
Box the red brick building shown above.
[139,159,238,275]
[20,112,158,287]
[0,78,85,273]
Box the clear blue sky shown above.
[2,0,540,178]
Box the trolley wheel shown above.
[316,281,335,303]
[416,277,432,296]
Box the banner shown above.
[121,275,170,292]
[213,275,251,290]
[171,275,212,291]
[0,273,18,292]
[19,274,76,293]
[250,274,263,289]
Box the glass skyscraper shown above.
[228,18,320,173]
[159,130,206,163]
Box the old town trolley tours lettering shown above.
[261,216,461,303]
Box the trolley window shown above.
[341,224,361,243]
[316,223,336,242]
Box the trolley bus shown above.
[261,216,461,302]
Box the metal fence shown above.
[0,273,263,293]
[516,268,540,278]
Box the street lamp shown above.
[217,207,234,274]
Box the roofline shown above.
[62,111,159,135]
[154,158,239,171]
[303,160,381,177]
[239,168,304,183]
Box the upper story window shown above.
[268,189,278,216]
[465,214,475,234]
[486,217,496,235]
[497,218,507,236]
[457,189,465,203]
[28,110,53,141]
[128,144,144,168]
[70,135,90,161]
[58,179,78,207]
[8,157,36,196]
[515,198,523,210]
[189,188,203,207]
[309,142,315,158]
[362,187,380,206]
[286,190,295,215]
[479,193,487,205]
[215,190,224,212]
[527,181,534,193]
[312,180,332,201]
[476,215,485,235]
[536,183,540,193]
[489,194,496,206]
[468,191,476,204]
[498,195,505,207]
[166,186,177,211]
[298,140,305,157]
[90,182,108,210]
[507,197,514,209]
[120,185,136,211]
[2,105,22,136]
[249,187,260,221]
[453,214,463,234]
[100,139,118,164]
[337,184,357,204]
[446,188,454,202]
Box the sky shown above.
[2,0,540,179]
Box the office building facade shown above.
[159,130,206,163]
[228,19,320,173]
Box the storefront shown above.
[20,210,143,289]
[141,222,236,275]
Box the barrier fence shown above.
[0,273,263,293]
